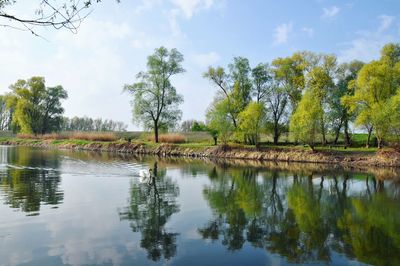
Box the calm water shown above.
[0,146,400,266]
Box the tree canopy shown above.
[5,76,68,134]
[124,47,185,143]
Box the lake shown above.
[0,146,399,266]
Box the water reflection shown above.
[198,165,400,265]
[0,146,63,214]
[0,146,400,265]
[119,162,180,261]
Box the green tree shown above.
[290,64,334,149]
[124,47,185,143]
[266,85,288,144]
[204,57,252,128]
[5,77,68,134]
[251,63,272,103]
[238,102,265,146]
[329,61,364,145]
[290,88,323,151]
[206,98,234,145]
[342,44,400,148]
[272,53,306,113]
[191,121,207,132]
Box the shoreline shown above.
[1,138,399,168]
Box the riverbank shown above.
[0,137,398,167]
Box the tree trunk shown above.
[377,138,383,149]
[154,121,159,143]
[309,143,316,152]
[366,127,373,148]
[213,136,217,146]
[321,114,327,145]
[333,128,340,145]
[344,120,351,146]
[273,121,279,145]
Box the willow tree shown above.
[204,57,252,128]
[272,53,306,113]
[6,77,68,134]
[342,43,400,148]
[124,47,185,143]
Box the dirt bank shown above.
[0,139,398,167]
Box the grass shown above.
[17,132,118,142]
[0,131,386,156]
[147,133,187,144]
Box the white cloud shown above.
[378,15,395,32]
[170,0,215,18]
[301,27,314,37]
[273,22,292,45]
[338,16,396,62]
[322,6,340,18]
[191,51,220,68]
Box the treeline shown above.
[0,77,68,134]
[61,116,127,132]
[0,77,127,134]
[202,43,400,149]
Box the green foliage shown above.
[124,47,185,143]
[342,44,400,147]
[191,121,207,132]
[238,102,265,145]
[290,89,322,149]
[206,98,234,145]
[5,77,68,134]
[272,52,306,112]
[251,63,272,102]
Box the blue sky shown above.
[0,0,399,130]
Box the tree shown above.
[124,47,185,143]
[238,102,265,146]
[5,77,68,134]
[290,88,323,151]
[272,53,306,113]
[266,85,288,144]
[180,119,195,132]
[61,116,127,131]
[204,57,252,128]
[191,121,207,132]
[0,95,11,130]
[328,61,364,145]
[342,44,400,148]
[0,0,119,34]
[251,63,273,103]
[206,98,234,145]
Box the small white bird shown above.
[139,168,152,184]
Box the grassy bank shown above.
[0,134,398,168]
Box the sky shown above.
[0,0,399,130]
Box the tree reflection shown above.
[198,165,400,265]
[119,162,180,261]
[0,147,63,214]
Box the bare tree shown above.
[0,0,119,35]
